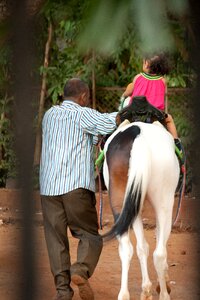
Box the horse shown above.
[102,120,180,300]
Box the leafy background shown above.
[0,0,195,191]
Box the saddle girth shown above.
[116,96,167,126]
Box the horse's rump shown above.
[103,121,179,240]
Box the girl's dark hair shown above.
[144,52,171,75]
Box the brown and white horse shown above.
[103,120,179,300]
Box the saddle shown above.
[96,96,167,169]
[116,96,167,126]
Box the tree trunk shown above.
[92,50,96,109]
[33,22,53,165]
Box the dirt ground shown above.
[0,189,200,300]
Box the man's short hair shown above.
[64,78,89,98]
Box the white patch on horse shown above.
[103,122,179,300]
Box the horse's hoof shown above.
[140,289,153,300]
[166,283,171,294]
[156,283,171,294]
[118,291,130,300]
[140,294,153,300]
[156,284,160,294]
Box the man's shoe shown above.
[53,290,74,300]
[71,274,94,300]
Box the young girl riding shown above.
[121,52,184,161]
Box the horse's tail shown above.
[103,132,150,241]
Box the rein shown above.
[173,157,186,226]
[95,138,104,230]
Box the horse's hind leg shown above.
[153,199,173,300]
[133,216,153,300]
[117,231,133,300]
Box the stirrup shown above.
[95,150,105,169]
[175,143,186,193]
[174,138,186,166]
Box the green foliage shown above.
[0,97,17,186]
[95,88,123,112]
[39,1,193,109]
[92,26,142,87]
[39,1,193,181]
[40,2,94,105]
[0,45,18,187]
[167,90,193,146]
[167,89,193,192]
[0,0,194,189]
[167,75,187,88]
[78,0,189,56]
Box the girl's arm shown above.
[122,74,140,97]
[123,82,134,97]
[162,77,168,114]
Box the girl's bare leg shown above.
[165,114,178,138]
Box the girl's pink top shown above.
[130,72,165,110]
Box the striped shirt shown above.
[39,100,117,195]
